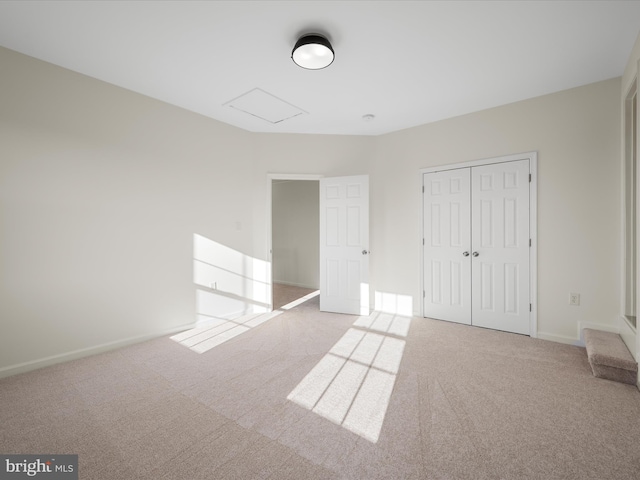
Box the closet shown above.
[422,157,532,335]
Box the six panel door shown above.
[471,160,530,335]
[319,175,370,315]
[423,160,531,335]
[423,168,472,325]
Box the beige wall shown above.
[0,45,624,376]
[371,79,621,342]
[248,132,374,261]
[0,47,258,374]
[272,180,319,289]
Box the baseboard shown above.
[273,280,319,290]
[0,322,197,380]
[196,306,257,323]
[536,331,577,345]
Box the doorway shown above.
[268,174,322,310]
[267,173,371,316]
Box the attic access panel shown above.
[224,88,307,124]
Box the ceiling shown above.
[0,1,639,136]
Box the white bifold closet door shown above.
[423,168,472,325]
[423,160,530,335]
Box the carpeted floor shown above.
[1,290,640,479]
[272,283,318,310]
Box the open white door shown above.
[319,175,370,315]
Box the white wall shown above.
[248,132,374,262]
[0,45,624,377]
[0,47,374,377]
[272,181,319,289]
[370,78,621,343]
[0,47,258,375]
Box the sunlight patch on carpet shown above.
[288,308,410,443]
[171,290,319,353]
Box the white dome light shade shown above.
[292,34,334,70]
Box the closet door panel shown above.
[471,160,530,335]
[423,169,472,324]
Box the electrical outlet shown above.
[569,293,580,306]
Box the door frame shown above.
[420,151,538,337]
[266,173,323,311]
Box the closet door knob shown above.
[463,251,470,257]
[472,251,479,257]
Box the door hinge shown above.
[529,239,531,247]
[423,238,425,245]
[529,173,532,182]
[530,303,532,312]
[422,185,425,193]
[423,290,426,298]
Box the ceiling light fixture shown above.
[291,34,334,70]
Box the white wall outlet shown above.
[569,293,580,306]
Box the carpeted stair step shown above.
[583,328,638,385]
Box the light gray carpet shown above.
[1,294,640,479]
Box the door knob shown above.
[362,250,370,255]
[463,251,470,257]
[472,251,479,257]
